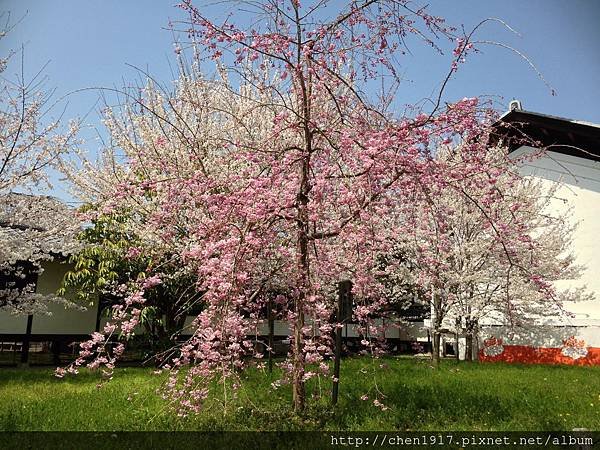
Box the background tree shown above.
[0,13,79,314]
[383,144,593,363]
[0,192,80,314]
[0,12,77,193]
[59,209,204,353]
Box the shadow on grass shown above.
[338,383,509,430]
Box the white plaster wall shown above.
[0,260,98,335]
[512,147,600,322]
[0,308,28,334]
[478,324,600,348]
[215,318,428,340]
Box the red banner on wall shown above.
[479,336,600,366]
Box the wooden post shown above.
[52,340,61,366]
[19,267,38,367]
[431,290,441,369]
[332,280,352,406]
[455,316,461,361]
[95,297,104,332]
[332,317,342,405]
[267,298,274,374]
[20,314,33,366]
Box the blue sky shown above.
[2,0,599,201]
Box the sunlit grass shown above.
[1,357,599,431]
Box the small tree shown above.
[59,210,204,351]
[383,144,592,363]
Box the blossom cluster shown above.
[0,193,81,314]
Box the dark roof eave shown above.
[490,109,600,162]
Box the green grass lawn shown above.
[1,357,599,431]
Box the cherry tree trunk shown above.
[465,333,473,361]
[465,317,476,361]
[292,292,306,412]
[292,143,311,412]
[472,322,480,361]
